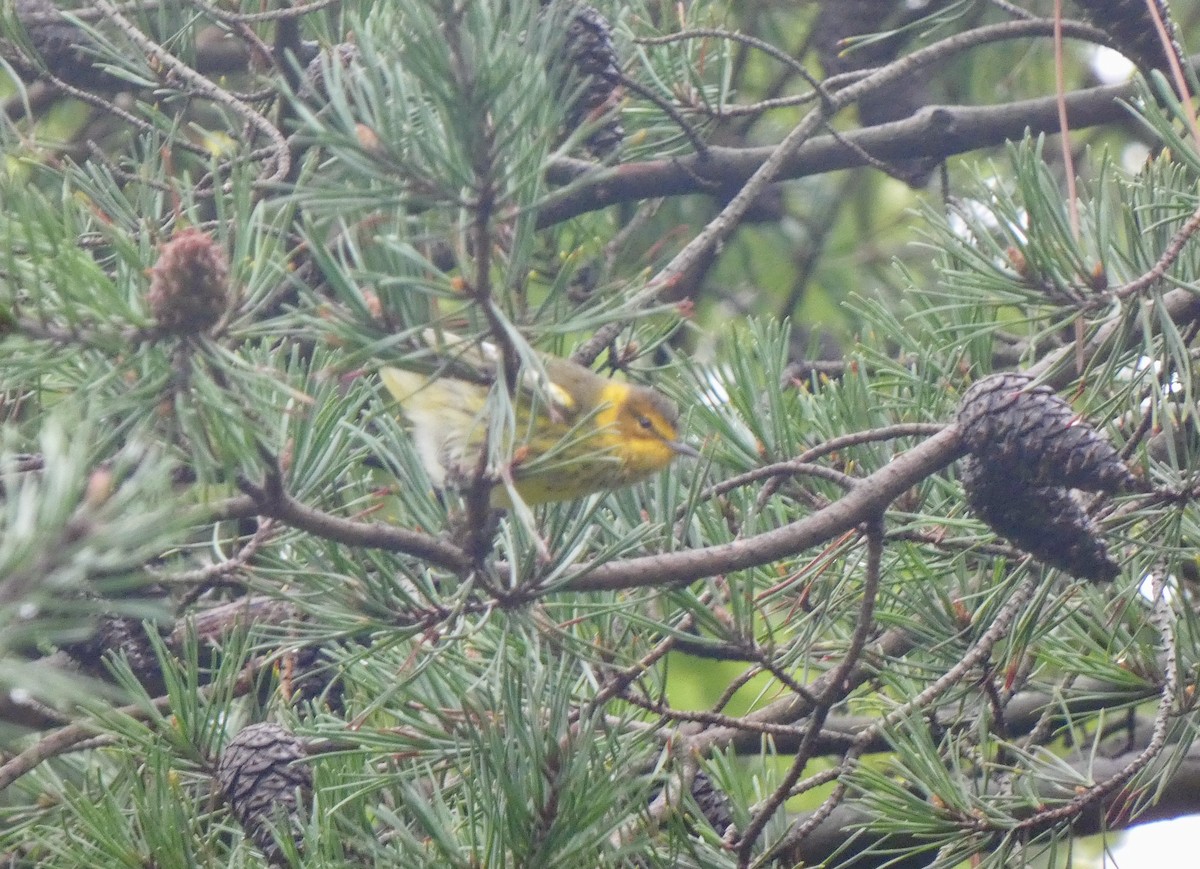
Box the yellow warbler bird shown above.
[380,354,698,507]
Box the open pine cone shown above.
[215,723,311,865]
[956,373,1136,581]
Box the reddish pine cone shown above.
[961,456,1119,582]
[956,373,1139,494]
[556,3,624,157]
[216,723,311,865]
[147,229,230,335]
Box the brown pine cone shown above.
[61,614,166,695]
[690,769,735,834]
[645,768,736,837]
[551,3,625,157]
[1073,0,1182,77]
[281,643,346,713]
[299,41,358,104]
[961,456,1119,582]
[215,723,311,866]
[147,229,231,336]
[956,372,1139,494]
[10,0,119,88]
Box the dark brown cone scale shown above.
[215,723,311,865]
[961,457,1119,583]
[282,643,346,712]
[956,373,1139,494]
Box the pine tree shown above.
[2,2,1200,868]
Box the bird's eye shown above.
[637,415,654,431]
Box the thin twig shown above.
[1011,568,1177,832]
[187,0,339,25]
[0,660,261,792]
[1054,0,1081,241]
[737,515,885,865]
[1114,203,1200,299]
[94,0,290,186]
[762,569,1044,864]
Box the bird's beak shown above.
[668,439,701,459]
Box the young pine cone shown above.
[956,372,1139,494]
[147,229,231,336]
[961,456,1119,583]
[215,723,311,866]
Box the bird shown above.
[379,347,697,507]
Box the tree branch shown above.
[778,743,1200,868]
[558,427,965,592]
[541,79,1140,226]
[236,468,472,574]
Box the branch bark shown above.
[540,79,1140,227]
[558,427,965,592]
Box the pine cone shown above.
[281,643,346,713]
[215,723,311,866]
[299,41,358,104]
[61,614,166,695]
[646,768,736,837]
[147,229,230,335]
[811,0,936,187]
[690,769,735,834]
[956,373,1139,494]
[1073,0,1182,76]
[551,3,624,157]
[962,456,1119,582]
[10,0,118,88]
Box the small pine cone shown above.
[646,769,736,837]
[1073,0,1182,76]
[690,769,735,834]
[956,373,1139,494]
[299,41,358,104]
[62,614,166,695]
[281,643,345,713]
[12,0,117,88]
[216,723,311,866]
[553,3,625,157]
[147,229,230,335]
[962,456,1119,582]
